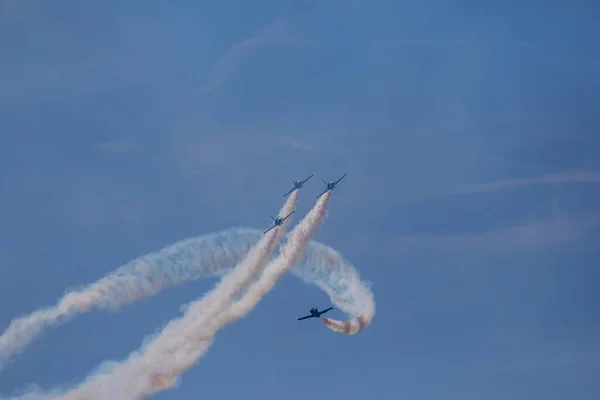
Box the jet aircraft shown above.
[283,172,315,197]
[316,173,347,198]
[263,210,295,234]
[296,306,334,321]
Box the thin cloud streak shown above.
[171,132,315,181]
[510,352,599,372]
[452,171,600,195]
[203,19,291,92]
[200,16,537,95]
[382,214,600,254]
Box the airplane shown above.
[296,306,334,321]
[263,210,295,234]
[283,172,315,197]
[316,173,347,198]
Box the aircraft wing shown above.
[297,315,315,321]
[316,188,330,198]
[301,173,315,184]
[334,173,347,185]
[281,210,295,221]
[264,224,277,234]
[319,307,333,314]
[283,187,296,197]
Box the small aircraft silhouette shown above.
[296,306,334,321]
[317,173,347,198]
[283,172,315,197]
[263,211,295,234]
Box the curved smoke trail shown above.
[0,190,297,373]
[42,191,332,400]
[0,191,375,400]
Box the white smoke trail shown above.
[228,191,331,317]
[6,192,330,400]
[233,192,376,334]
[134,191,333,397]
[1,241,374,400]
[0,193,329,400]
[0,191,298,374]
[1,192,375,400]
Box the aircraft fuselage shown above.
[297,306,333,321]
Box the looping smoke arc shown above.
[0,190,375,400]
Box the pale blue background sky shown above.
[1,1,600,399]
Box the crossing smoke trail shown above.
[0,190,298,374]
[37,191,333,400]
[0,191,375,400]
[139,192,334,397]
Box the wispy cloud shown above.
[556,58,600,73]
[203,19,291,92]
[171,131,316,183]
[199,18,539,95]
[377,214,600,254]
[96,140,137,154]
[451,171,600,195]
[366,39,468,46]
[509,351,598,372]
[488,329,600,374]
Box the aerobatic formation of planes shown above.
[263,172,346,322]
[263,172,346,234]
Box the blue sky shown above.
[1,1,599,399]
